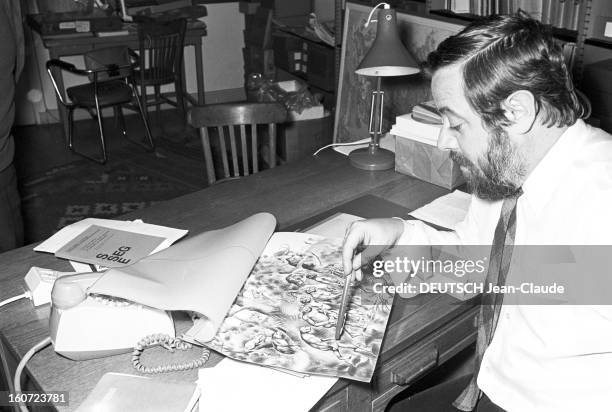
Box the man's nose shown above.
[437,128,459,151]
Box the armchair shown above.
[46,46,155,164]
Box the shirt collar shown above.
[520,119,587,215]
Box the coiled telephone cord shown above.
[132,334,210,374]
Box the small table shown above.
[33,22,207,142]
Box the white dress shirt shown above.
[397,119,612,411]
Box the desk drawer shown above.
[371,306,478,411]
[311,306,477,412]
[315,387,346,412]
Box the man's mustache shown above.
[450,151,472,168]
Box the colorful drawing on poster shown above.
[204,232,393,382]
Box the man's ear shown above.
[502,90,537,134]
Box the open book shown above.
[88,213,393,382]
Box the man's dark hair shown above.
[425,14,585,130]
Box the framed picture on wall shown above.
[333,2,463,143]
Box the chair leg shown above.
[94,107,109,164]
[131,82,155,151]
[67,107,75,151]
[141,84,153,137]
[154,85,162,132]
[66,106,107,164]
[115,106,128,138]
[175,74,186,126]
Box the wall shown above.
[189,2,245,101]
[16,1,245,125]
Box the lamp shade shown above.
[355,8,419,77]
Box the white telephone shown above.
[49,272,175,361]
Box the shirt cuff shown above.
[396,219,418,245]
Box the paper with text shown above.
[55,225,165,268]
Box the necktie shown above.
[453,189,522,411]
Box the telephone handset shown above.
[49,271,175,361]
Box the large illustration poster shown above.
[204,232,394,382]
[334,3,463,143]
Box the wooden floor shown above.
[12,108,205,243]
[14,108,199,179]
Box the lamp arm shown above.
[368,77,384,147]
[365,3,390,27]
[378,89,384,136]
[368,89,376,135]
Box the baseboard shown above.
[32,88,246,125]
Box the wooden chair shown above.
[188,102,288,185]
[134,18,187,130]
[46,46,154,164]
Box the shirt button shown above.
[505,313,510,320]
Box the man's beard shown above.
[451,128,525,200]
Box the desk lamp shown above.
[350,3,420,170]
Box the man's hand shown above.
[342,218,405,281]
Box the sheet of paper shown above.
[202,232,393,382]
[89,213,277,343]
[333,133,395,156]
[34,218,188,254]
[408,190,472,230]
[76,372,199,412]
[198,359,337,412]
[69,261,103,273]
[55,225,165,268]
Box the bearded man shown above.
[342,13,612,412]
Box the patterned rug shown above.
[19,144,206,244]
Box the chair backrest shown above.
[188,102,288,185]
[83,46,133,82]
[137,18,187,83]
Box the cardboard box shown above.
[278,112,332,163]
[394,135,465,190]
[275,80,325,121]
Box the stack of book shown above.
[412,101,443,124]
[441,0,583,30]
[446,0,545,19]
[392,102,464,189]
[541,0,583,30]
[391,101,442,146]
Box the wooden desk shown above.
[39,24,207,142]
[0,151,477,411]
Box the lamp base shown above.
[349,147,395,171]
